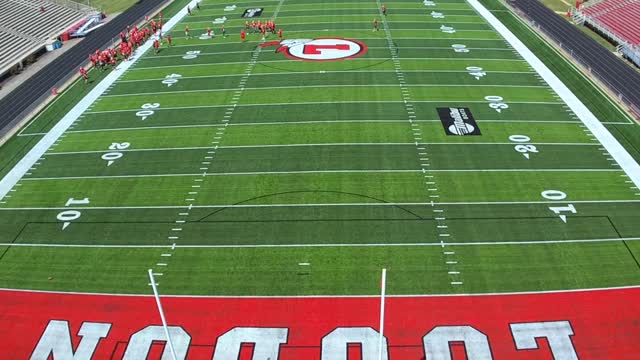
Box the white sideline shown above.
[0,0,200,201]
[467,0,640,188]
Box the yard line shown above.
[115,69,537,83]
[469,0,640,188]
[44,143,600,156]
[102,83,548,98]
[169,29,496,39]
[130,57,526,70]
[2,199,638,211]
[84,100,564,114]
[2,237,640,249]
[164,37,521,49]
[17,118,580,136]
[19,168,623,181]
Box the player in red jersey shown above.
[240,29,246,42]
[79,67,88,83]
[185,25,191,39]
[373,18,379,31]
[167,34,172,46]
[207,27,212,38]
[278,28,283,40]
[153,39,160,54]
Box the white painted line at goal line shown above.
[468,0,640,188]
[1,236,640,249]
[0,0,201,201]
[2,284,639,299]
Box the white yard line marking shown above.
[2,198,638,211]
[83,100,564,115]
[18,168,623,181]
[102,83,548,98]
[130,57,527,71]
[44,142,598,155]
[468,0,640,188]
[3,237,640,249]
[16,118,582,136]
[116,69,536,83]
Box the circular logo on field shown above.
[260,38,367,62]
[448,123,475,135]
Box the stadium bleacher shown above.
[0,0,93,76]
[580,0,640,46]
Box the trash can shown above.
[45,41,55,52]
[61,32,70,41]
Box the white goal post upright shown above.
[378,268,387,360]
[148,269,178,360]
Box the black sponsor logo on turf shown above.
[437,107,481,136]
[242,8,263,18]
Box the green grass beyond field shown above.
[0,0,639,296]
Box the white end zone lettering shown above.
[122,325,191,360]
[423,325,493,360]
[510,321,579,360]
[31,320,111,360]
[321,327,388,360]
[212,327,288,359]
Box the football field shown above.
[1,0,640,299]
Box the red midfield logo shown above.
[260,38,367,61]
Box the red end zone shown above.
[2,287,638,359]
